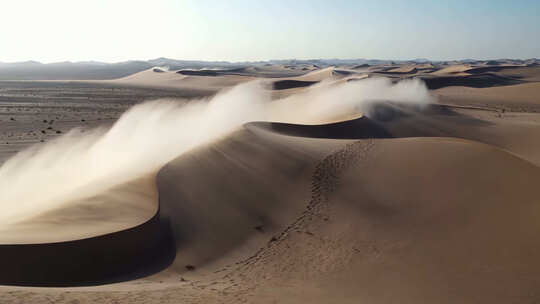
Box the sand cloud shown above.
[0,78,432,226]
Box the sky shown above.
[1,0,539,63]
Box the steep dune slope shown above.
[227,137,540,303]
[153,126,358,279]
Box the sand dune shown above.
[0,174,158,244]
[465,64,523,74]
[379,66,419,74]
[421,73,523,89]
[0,77,432,283]
[353,64,370,69]
[1,63,540,303]
[113,65,318,92]
[430,64,472,75]
[481,65,540,82]
[11,117,536,302]
[3,99,540,287]
[254,136,540,303]
[113,62,539,95]
[150,99,540,303]
[435,82,540,112]
[153,126,358,279]
[114,68,253,91]
[291,67,336,81]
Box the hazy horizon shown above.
[1,0,539,64]
[1,56,539,65]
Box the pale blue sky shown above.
[1,0,539,63]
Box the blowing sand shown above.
[0,62,540,303]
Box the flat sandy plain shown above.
[0,60,540,303]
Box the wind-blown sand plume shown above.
[0,81,269,237]
[270,77,434,124]
[0,78,432,243]
[0,174,158,244]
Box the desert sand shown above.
[0,60,540,303]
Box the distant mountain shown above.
[0,57,537,80]
[0,58,249,80]
[147,57,233,69]
[1,60,43,67]
[0,60,151,80]
[459,59,479,63]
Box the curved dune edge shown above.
[420,73,524,89]
[0,174,163,285]
[0,104,539,288]
[0,174,160,245]
[247,117,390,139]
[0,210,174,287]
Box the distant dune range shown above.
[0,61,539,303]
[111,62,540,96]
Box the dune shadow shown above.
[272,80,318,90]
[249,118,392,139]
[250,101,490,140]
[420,74,523,89]
[177,68,247,77]
[376,68,418,75]
[0,207,176,287]
[465,66,522,74]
